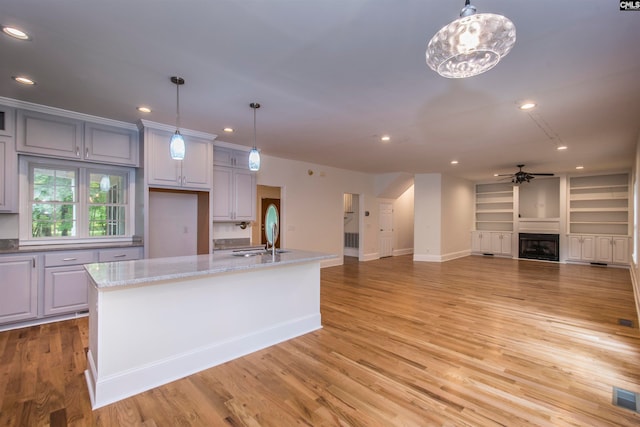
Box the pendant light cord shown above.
[176,78,181,130]
[253,106,256,148]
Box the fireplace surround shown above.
[519,233,559,262]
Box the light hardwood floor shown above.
[1,255,640,426]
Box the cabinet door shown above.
[212,167,233,220]
[471,231,482,252]
[500,233,512,255]
[16,110,83,159]
[490,233,503,254]
[44,265,89,315]
[98,247,143,262]
[0,255,38,324]
[568,236,583,260]
[182,136,212,189]
[0,137,17,212]
[479,232,492,252]
[85,122,139,166]
[233,169,256,221]
[147,129,182,187]
[595,236,613,263]
[612,237,629,264]
[213,146,234,167]
[581,235,596,261]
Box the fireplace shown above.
[519,233,559,262]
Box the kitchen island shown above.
[84,249,337,409]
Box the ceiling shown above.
[1,0,639,181]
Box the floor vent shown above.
[618,318,634,327]
[612,387,639,412]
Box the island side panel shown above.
[86,260,321,409]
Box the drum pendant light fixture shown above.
[249,102,261,171]
[169,76,186,160]
[426,0,516,78]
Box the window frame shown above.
[19,156,136,246]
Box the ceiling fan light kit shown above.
[497,165,554,184]
[426,0,516,78]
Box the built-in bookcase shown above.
[475,183,514,232]
[568,173,630,236]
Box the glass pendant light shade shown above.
[426,1,515,78]
[170,131,185,160]
[249,147,260,171]
[99,175,111,192]
[249,102,261,171]
[169,76,186,160]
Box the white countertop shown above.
[85,249,337,289]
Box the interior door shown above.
[379,202,393,258]
[261,198,281,248]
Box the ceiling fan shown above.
[497,164,554,184]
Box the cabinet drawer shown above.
[98,247,142,262]
[45,250,95,267]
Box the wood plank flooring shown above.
[1,255,640,426]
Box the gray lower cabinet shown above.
[44,265,90,316]
[43,250,96,316]
[0,255,38,324]
[1,246,143,326]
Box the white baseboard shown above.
[361,252,379,262]
[414,249,470,263]
[321,257,343,268]
[629,263,640,328]
[393,248,413,256]
[86,314,321,409]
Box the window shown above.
[20,157,135,244]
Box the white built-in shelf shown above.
[568,173,630,236]
[475,183,514,232]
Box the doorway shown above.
[379,202,393,258]
[254,185,282,247]
[343,193,360,261]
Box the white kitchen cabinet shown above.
[213,146,250,168]
[567,235,596,262]
[595,236,629,264]
[146,127,213,190]
[0,136,17,212]
[212,166,256,221]
[16,109,139,166]
[0,255,38,324]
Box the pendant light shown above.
[426,0,516,78]
[248,102,261,171]
[169,76,186,160]
[99,175,111,192]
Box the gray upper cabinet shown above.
[84,122,138,166]
[0,136,17,212]
[16,109,139,166]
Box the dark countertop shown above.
[0,239,143,255]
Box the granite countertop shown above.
[0,240,143,255]
[85,249,338,289]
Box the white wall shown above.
[441,174,474,260]
[393,184,414,255]
[255,155,379,264]
[413,174,442,261]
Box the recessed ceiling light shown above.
[493,173,499,177]
[12,76,35,85]
[2,26,31,40]
[557,145,568,150]
[519,102,536,110]
[381,135,391,142]
[137,106,152,113]
[450,160,459,165]
[223,127,234,133]
[576,165,584,170]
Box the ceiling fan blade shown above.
[495,174,514,176]
[530,173,554,176]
